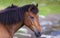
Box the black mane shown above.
[6,4,18,9]
[0,4,38,25]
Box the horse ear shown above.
[11,4,14,6]
[28,6,33,12]
[36,4,38,7]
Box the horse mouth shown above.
[34,31,41,37]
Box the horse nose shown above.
[35,32,41,37]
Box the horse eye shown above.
[30,16,34,21]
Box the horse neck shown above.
[6,22,24,35]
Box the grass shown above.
[52,26,60,29]
[38,4,60,16]
[17,31,25,33]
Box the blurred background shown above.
[0,0,60,38]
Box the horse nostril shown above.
[38,32,41,36]
[35,32,41,37]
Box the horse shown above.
[0,4,41,38]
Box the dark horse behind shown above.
[0,4,41,38]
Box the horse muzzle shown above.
[33,26,41,37]
[34,31,41,37]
